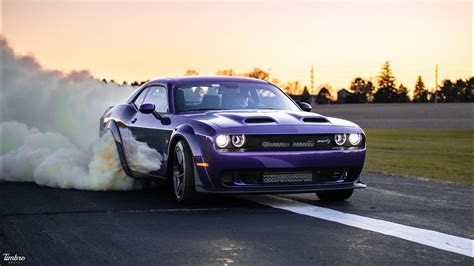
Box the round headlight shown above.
[215,134,230,148]
[231,135,246,148]
[334,134,347,145]
[348,133,362,146]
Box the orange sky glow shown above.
[2,0,472,95]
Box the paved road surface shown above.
[0,173,472,265]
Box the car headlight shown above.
[334,134,346,146]
[231,135,246,148]
[215,134,230,148]
[348,133,362,146]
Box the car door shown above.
[128,85,170,177]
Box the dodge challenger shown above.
[100,76,366,203]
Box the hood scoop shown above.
[245,117,276,124]
[303,117,329,123]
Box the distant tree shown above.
[413,76,429,103]
[301,86,312,103]
[452,79,466,102]
[438,79,451,102]
[102,78,108,84]
[284,81,301,95]
[243,67,270,81]
[373,88,391,103]
[438,79,466,102]
[185,69,199,76]
[270,77,282,88]
[216,69,237,76]
[395,83,410,102]
[464,77,474,102]
[378,61,396,89]
[349,77,374,103]
[122,81,128,86]
[131,81,139,86]
[373,61,398,103]
[109,79,116,84]
[317,87,331,104]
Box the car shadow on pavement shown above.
[0,182,265,216]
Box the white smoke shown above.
[0,37,162,190]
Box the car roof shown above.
[146,76,269,87]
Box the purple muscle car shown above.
[100,76,366,203]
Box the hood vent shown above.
[245,118,276,124]
[303,117,328,123]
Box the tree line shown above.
[339,61,473,103]
[102,61,473,103]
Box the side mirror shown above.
[139,103,171,125]
[139,103,155,114]
[298,102,312,112]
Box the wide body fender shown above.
[102,120,133,177]
[168,124,214,190]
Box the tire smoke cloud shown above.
[0,37,161,190]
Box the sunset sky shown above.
[2,0,472,95]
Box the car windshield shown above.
[174,82,300,113]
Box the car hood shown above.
[181,110,360,130]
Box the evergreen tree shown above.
[373,61,398,103]
[396,83,410,102]
[413,76,429,102]
[301,86,312,103]
[378,61,396,89]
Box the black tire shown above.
[171,140,199,204]
[316,189,354,201]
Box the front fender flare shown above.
[168,124,213,190]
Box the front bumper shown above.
[193,136,366,194]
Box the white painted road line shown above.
[240,195,474,258]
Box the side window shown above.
[143,86,168,113]
[133,88,149,108]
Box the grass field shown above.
[364,128,473,185]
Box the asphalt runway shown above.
[312,103,473,129]
[0,173,473,265]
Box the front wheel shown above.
[171,140,199,204]
[316,189,354,201]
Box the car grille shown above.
[220,167,362,186]
[243,134,334,151]
[263,171,313,184]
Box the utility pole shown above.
[435,64,438,104]
[310,65,314,104]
